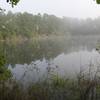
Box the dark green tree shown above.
[0,52,11,81]
[6,0,20,7]
[96,0,100,4]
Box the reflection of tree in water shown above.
[0,35,99,65]
[1,37,70,65]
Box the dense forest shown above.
[0,11,100,39]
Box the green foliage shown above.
[1,12,100,39]
[0,52,11,81]
[96,0,100,4]
[0,71,100,100]
[0,69,11,80]
[6,0,20,7]
[0,12,67,39]
[51,75,67,88]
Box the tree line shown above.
[0,11,100,39]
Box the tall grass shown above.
[0,62,100,100]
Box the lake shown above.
[8,49,100,85]
[2,35,100,84]
[2,35,100,65]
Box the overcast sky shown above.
[0,0,100,19]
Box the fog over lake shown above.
[2,34,98,84]
[8,49,100,85]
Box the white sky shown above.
[0,0,100,19]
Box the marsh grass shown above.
[1,62,100,100]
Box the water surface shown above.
[9,49,100,84]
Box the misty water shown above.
[8,49,100,85]
[2,35,100,84]
[2,35,100,64]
